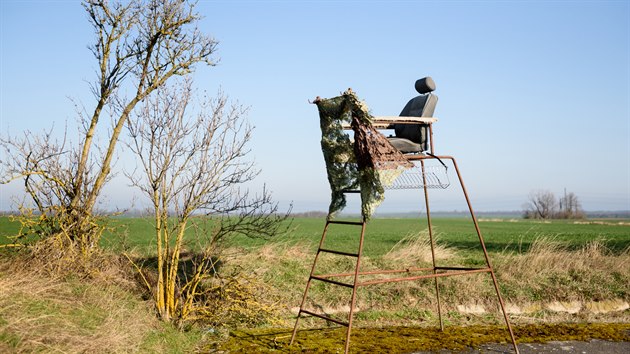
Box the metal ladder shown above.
[290,198,366,353]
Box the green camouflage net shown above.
[315,89,413,220]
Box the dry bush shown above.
[192,272,281,329]
[0,257,153,353]
[128,248,282,330]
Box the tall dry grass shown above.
[228,240,314,307]
[0,255,153,353]
[0,245,285,353]
[495,238,630,303]
[228,235,629,326]
[499,238,628,277]
[227,236,461,324]
[383,230,457,266]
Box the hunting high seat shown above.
[290,80,519,354]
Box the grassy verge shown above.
[0,255,205,353]
[226,234,629,328]
[1,216,629,352]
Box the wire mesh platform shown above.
[387,163,449,190]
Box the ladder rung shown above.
[328,220,364,226]
[311,276,354,288]
[358,268,492,286]
[300,309,349,326]
[435,266,487,271]
[319,248,359,257]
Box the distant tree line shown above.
[523,189,585,219]
[291,211,329,218]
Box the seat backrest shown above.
[394,77,438,151]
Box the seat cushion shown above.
[387,137,424,154]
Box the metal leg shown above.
[449,157,519,354]
[421,159,444,331]
[344,219,366,354]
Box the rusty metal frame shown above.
[290,121,519,354]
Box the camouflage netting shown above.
[315,89,413,220]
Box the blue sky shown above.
[1,0,629,213]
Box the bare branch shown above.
[125,79,289,322]
[0,0,218,257]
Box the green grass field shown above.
[2,216,629,256]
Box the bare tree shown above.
[125,80,288,323]
[1,0,217,257]
[523,189,585,219]
[523,190,557,219]
[557,190,585,219]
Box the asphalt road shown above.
[414,340,630,353]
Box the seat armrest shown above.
[341,116,438,129]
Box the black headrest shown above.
[415,77,436,94]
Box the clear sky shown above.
[1,0,629,213]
